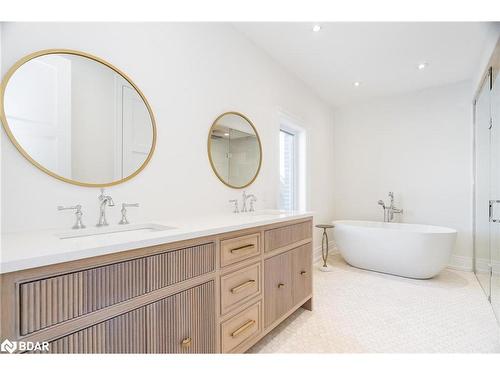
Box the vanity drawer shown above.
[220,262,262,315]
[18,242,215,336]
[264,220,312,253]
[19,257,147,336]
[221,301,262,353]
[146,242,215,291]
[220,233,261,267]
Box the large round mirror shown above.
[208,112,262,189]
[0,49,156,187]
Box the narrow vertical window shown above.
[280,129,296,211]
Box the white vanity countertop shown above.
[0,210,313,274]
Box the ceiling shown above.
[234,22,499,107]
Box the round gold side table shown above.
[316,224,334,272]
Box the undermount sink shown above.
[56,223,176,239]
[249,209,289,216]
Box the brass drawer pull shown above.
[181,337,192,348]
[300,271,307,275]
[230,244,255,254]
[230,279,256,294]
[231,319,256,338]
[278,283,285,288]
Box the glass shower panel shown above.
[491,71,500,319]
[475,75,491,297]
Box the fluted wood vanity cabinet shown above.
[0,217,313,354]
[264,252,293,327]
[264,244,312,328]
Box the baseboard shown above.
[447,255,474,272]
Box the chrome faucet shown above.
[97,189,115,227]
[378,192,403,222]
[241,191,256,213]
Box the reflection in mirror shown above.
[1,50,156,187]
[208,112,262,188]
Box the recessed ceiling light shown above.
[224,133,229,136]
[353,81,361,87]
[312,25,321,32]
[418,62,429,70]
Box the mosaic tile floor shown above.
[249,255,500,353]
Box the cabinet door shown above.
[264,252,292,327]
[147,281,216,353]
[44,281,215,354]
[292,244,312,305]
[47,307,147,354]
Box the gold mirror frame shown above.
[0,49,157,188]
[207,111,263,189]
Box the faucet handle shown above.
[249,196,257,212]
[229,199,239,214]
[58,204,82,212]
[119,203,139,225]
[123,203,139,208]
[58,205,86,230]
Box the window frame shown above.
[278,111,306,212]
[279,128,298,211]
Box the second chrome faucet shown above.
[229,191,257,213]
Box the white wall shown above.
[332,81,473,261]
[1,23,335,251]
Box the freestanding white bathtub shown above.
[332,220,457,279]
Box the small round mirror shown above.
[208,112,262,189]
[0,49,156,187]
